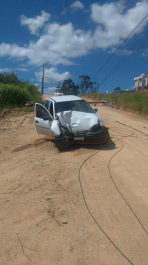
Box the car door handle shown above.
[35,120,39,123]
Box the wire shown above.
[108,138,148,236]
[99,27,148,88]
[78,124,148,264]
[78,136,135,264]
[100,78,107,93]
[100,37,148,89]
[92,13,148,80]
[116,121,148,137]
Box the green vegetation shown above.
[0,71,20,84]
[58,75,99,95]
[79,75,99,93]
[0,84,32,106]
[114,87,121,92]
[81,91,148,115]
[60,79,79,95]
[0,72,42,113]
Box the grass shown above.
[81,91,148,115]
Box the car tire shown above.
[52,134,72,152]
[105,132,110,143]
[52,134,56,147]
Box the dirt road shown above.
[0,105,148,265]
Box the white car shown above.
[54,91,63,96]
[34,95,109,151]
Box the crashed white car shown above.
[34,95,109,151]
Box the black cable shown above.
[100,37,148,89]
[108,138,148,236]
[78,125,148,264]
[92,13,148,80]
[99,29,148,89]
[116,121,148,137]
[78,136,135,265]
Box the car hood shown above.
[57,111,99,133]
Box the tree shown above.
[60,79,79,95]
[55,82,61,92]
[25,83,41,95]
[114,87,121,92]
[0,71,20,84]
[91,81,100,93]
[79,75,99,93]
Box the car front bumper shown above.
[73,126,109,144]
[51,126,109,151]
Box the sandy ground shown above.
[0,103,148,265]
[42,95,53,100]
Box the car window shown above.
[49,102,53,117]
[55,100,94,114]
[44,100,49,110]
[36,104,49,118]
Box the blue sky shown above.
[0,0,148,94]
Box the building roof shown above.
[134,73,148,80]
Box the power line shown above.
[99,27,148,90]
[107,27,148,76]
[100,36,148,90]
[92,13,148,80]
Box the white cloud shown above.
[16,67,32,72]
[30,78,35,82]
[0,22,93,66]
[20,11,50,35]
[70,1,84,11]
[0,2,148,68]
[0,68,12,72]
[0,43,28,59]
[34,83,40,87]
[44,86,57,95]
[35,67,71,83]
[108,47,133,56]
[91,1,148,49]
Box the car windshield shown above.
[55,100,94,114]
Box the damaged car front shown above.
[34,95,109,151]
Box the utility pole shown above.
[42,63,50,95]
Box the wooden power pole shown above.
[42,63,50,95]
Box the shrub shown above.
[25,83,41,96]
[0,84,31,106]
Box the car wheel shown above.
[52,134,72,152]
[52,134,56,147]
[105,132,110,143]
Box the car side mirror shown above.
[94,108,98,113]
[43,116,53,121]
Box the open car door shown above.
[34,103,53,136]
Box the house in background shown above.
[134,73,148,91]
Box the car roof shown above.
[47,95,82,102]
